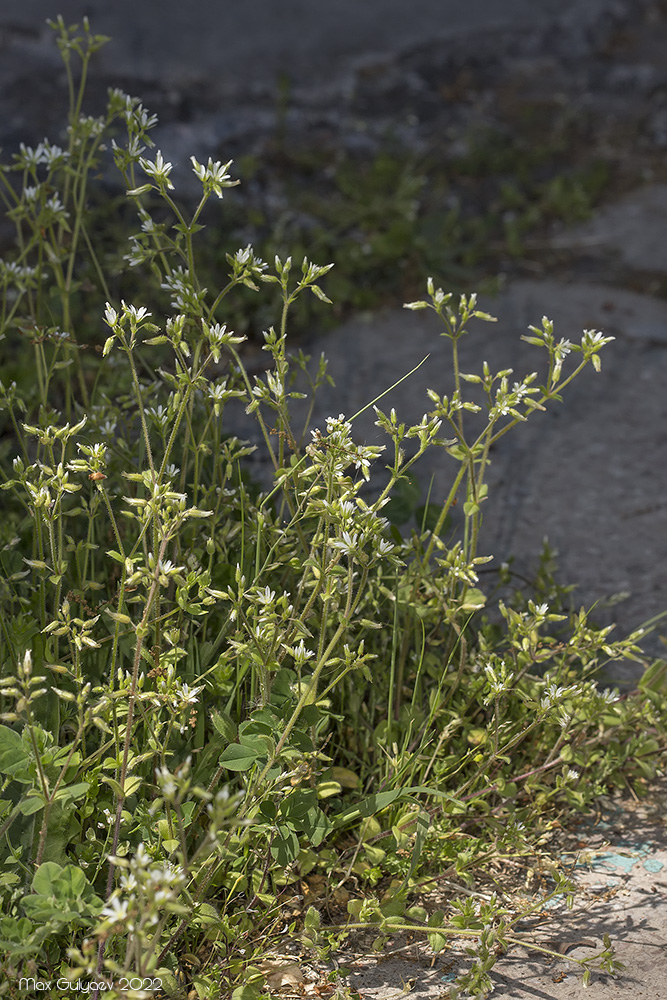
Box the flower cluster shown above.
[98,844,187,935]
[190,155,239,199]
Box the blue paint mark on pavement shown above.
[595,851,642,873]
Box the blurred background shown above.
[0,1,662,320]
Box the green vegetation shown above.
[0,19,665,1000]
[209,92,613,337]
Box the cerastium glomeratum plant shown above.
[0,17,664,1000]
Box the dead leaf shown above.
[259,961,305,988]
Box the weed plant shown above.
[0,19,665,1000]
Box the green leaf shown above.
[219,739,265,772]
[428,930,447,953]
[123,775,143,797]
[231,987,263,1000]
[53,781,89,805]
[193,903,220,927]
[333,784,462,829]
[384,475,421,526]
[99,775,124,797]
[279,790,332,846]
[316,780,342,799]
[333,789,412,829]
[211,708,237,742]
[460,588,486,611]
[56,865,89,900]
[359,816,381,842]
[271,825,300,866]
[18,794,45,816]
[0,725,31,780]
[31,862,63,896]
[639,659,667,693]
[330,767,360,789]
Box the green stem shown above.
[253,562,367,788]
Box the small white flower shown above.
[119,873,138,892]
[40,141,68,167]
[123,303,151,324]
[16,142,46,168]
[104,303,118,327]
[101,896,129,923]
[190,155,237,197]
[133,843,152,868]
[176,683,202,707]
[292,640,315,665]
[155,765,178,798]
[140,150,174,189]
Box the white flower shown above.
[330,530,359,556]
[123,302,151,324]
[104,303,118,328]
[16,142,45,168]
[139,150,174,189]
[101,896,129,923]
[190,156,237,198]
[40,141,68,167]
[119,873,138,892]
[175,683,202,707]
[155,765,178,798]
[291,640,315,665]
